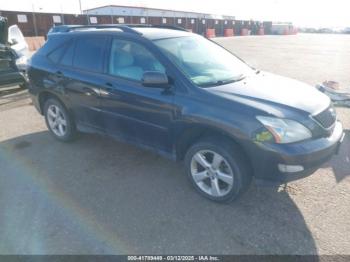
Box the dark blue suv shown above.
[28,25,344,202]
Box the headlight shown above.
[256,116,312,143]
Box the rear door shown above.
[60,35,108,130]
[43,35,108,130]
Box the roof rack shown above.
[126,24,189,32]
[50,24,142,35]
[50,24,189,35]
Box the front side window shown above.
[108,39,165,81]
[73,36,107,72]
[154,35,253,87]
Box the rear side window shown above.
[73,36,107,72]
[60,41,74,66]
[47,44,66,64]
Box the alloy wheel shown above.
[190,150,234,197]
[47,104,67,137]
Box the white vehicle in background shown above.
[8,24,30,73]
[316,81,350,108]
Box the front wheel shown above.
[184,137,252,202]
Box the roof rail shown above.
[48,24,189,37]
[49,24,142,35]
[126,24,189,32]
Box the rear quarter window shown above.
[60,41,74,66]
[73,36,107,73]
[38,34,70,57]
[47,44,66,64]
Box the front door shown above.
[100,37,176,153]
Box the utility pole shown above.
[32,4,38,36]
[110,8,113,24]
[79,0,83,14]
[60,4,65,25]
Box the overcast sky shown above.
[0,0,349,27]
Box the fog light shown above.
[278,164,304,173]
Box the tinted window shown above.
[60,41,74,66]
[73,36,107,72]
[47,44,66,64]
[109,39,165,81]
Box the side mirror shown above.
[142,71,169,88]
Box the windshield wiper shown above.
[199,75,246,88]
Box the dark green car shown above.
[0,16,25,88]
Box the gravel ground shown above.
[0,33,349,255]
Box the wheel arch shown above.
[38,91,68,115]
[175,124,252,168]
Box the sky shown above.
[0,0,349,28]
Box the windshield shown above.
[154,35,254,87]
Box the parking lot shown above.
[0,33,349,255]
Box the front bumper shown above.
[246,121,344,183]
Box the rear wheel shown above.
[184,137,252,202]
[44,98,77,142]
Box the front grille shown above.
[313,106,336,129]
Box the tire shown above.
[44,98,77,142]
[184,137,252,203]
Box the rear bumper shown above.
[246,121,344,183]
[29,93,42,114]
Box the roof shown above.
[49,25,193,40]
[133,27,192,40]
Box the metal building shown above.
[0,5,282,38]
[84,5,235,20]
[83,5,236,36]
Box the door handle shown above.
[99,82,114,97]
[104,82,113,91]
[102,82,114,93]
[82,87,96,96]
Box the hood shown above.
[208,72,330,115]
[0,16,8,45]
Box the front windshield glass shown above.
[153,35,254,87]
